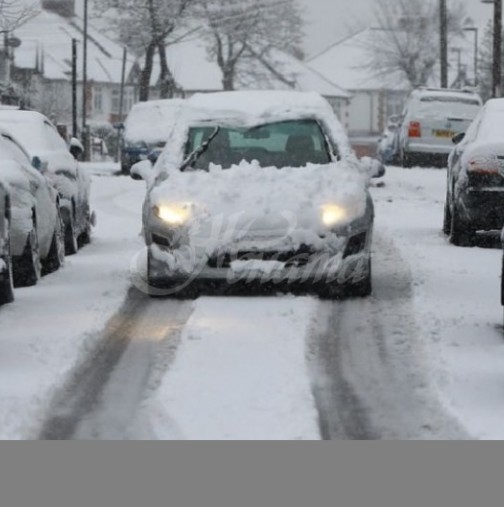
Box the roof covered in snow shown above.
[147,36,350,98]
[13,9,135,84]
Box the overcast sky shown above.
[301,0,493,58]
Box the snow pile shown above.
[151,160,367,255]
[143,297,321,440]
[124,100,186,145]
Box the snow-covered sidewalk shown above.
[0,173,144,439]
[373,167,504,440]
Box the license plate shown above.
[433,129,455,138]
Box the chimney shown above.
[42,0,76,18]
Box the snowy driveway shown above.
[1,165,503,440]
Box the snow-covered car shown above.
[133,91,384,299]
[444,98,504,246]
[399,88,482,168]
[0,178,14,304]
[0,111,92,255]
[121,99,185,174]
[0,130,65,287]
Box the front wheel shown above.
[64,213,79,256]
[43,207,65,275]
[13,226,42,287]
[0,229,14,305]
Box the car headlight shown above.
[321,204,349,228]
[153,204,191,225]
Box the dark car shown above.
[121,99,184,174]
[444,99,504,246]
[0,178,14,304]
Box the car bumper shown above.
[458,188,504,231]
[147,231,372,290]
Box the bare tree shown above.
[364,0,468,88]
[198,0,304,90]
[0,0,39,32]
[95,0,194,101]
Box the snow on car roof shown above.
[188,91,335,124]
[155,91,355,175]
[124,99,187,144]
[412,88,482,104]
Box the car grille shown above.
[207,244,317,269]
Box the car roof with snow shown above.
[410,88,482,105]
[183,91,352,157]
[188,91,338,125]
[124,99,187,144]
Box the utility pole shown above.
[82,0,89,159]
[72,39,78,138]
[494,0,503,97]
[440,0,448,88]
[116,47,127,163]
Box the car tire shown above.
[64,213,79,256]
[401,151,413,169]
[78,211,92,248]
[344,258,372,298]
[443,199,452,236]
[13,225,42,288]
[43,207,65,275]
[121,162,131,175]
[0,228,14,305]
[450,208,474,247]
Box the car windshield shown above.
[183,120,332,171]
[416,96,481,118]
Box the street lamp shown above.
[463,27,479,87]
[82,0,89,158]
[482,0,502,97]
[440,0,448,88]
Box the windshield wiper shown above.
[181,127,220,172]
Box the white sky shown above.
[301,0,493,57]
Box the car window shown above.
[184,120,332,171]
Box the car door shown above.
[1,133,57,258]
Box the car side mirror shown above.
[452,132,465,145]
[32,156,48,172]
[131,160,154,182]
[148,150,161,164]
[70,137,85,160]
[361,156,386,179]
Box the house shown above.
[12,0,138,127]
[9,0,351,137]
[307,29,410,137]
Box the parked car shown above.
[121,99,185,174]
[444,98,504,246]
[0,111,92,255]
[132,91,384,299]
[0,178,14,304]
[399,88,482,168]
[0,130,65,287]
[377,115,401,165]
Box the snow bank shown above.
[144,297,321,440]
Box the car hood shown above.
[150,161,369,252]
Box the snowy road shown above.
[2,164,503,440]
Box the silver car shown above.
[0,111,92,255]
[0,131,65,287]
[399,88,482,168]
[0,178,13,304]
[132,91,383,299]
